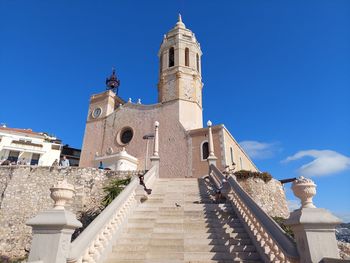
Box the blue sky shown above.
[0,1,349,221]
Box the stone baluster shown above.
[207,120,217,166]
[150,121,160,165]
[26,179,82,263]
[286,176,341,263]
[231,189,294,262]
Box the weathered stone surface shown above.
[338,241,350,260]
[0,166,290,260]
[237,177,289,218]
[0,166,133,260]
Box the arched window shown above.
[169,47,174,67]
[230,147,234,164]
[196,53,200,72]
[185,48,189,66]
[159,53,163,73]
[201,141,209,160]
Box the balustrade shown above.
[209,164,299,263]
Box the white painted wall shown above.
[0,130,61,166]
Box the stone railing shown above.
[209,164,300,263]
[67,164,158,263]
[209,164,344,263]
[205,120,343,263]
[26,121,161,263]
[26,163,159,263]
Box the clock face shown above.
[92,107,102,118]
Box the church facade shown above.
[80,16,258,178]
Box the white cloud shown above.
[283,150,350,177]
[240,140,280,159]
[287,199,300,212]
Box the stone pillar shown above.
[206,120,217,166]
[26,179,82,263]
[150,121,160,166]
[286,177,341,263]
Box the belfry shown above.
[158,14,203,130]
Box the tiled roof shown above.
[0,126,44,137]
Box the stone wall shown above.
[237,177,290,218]
[0,165,290,260]
[80,101,192,178]
[0,166,133,260]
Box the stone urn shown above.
[291,176,317,209]
[50,179,75,209]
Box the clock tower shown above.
[158,15,203,130]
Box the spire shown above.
[175,13,186,29]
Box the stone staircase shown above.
[105,178,262,263]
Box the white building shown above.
[0,126,61,166]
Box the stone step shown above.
[106,259,262,263]
[125,225,246,235]
[184,252,261,261]
[122,232,250,240]
[112,244,256,253]
[184,245,257,253]
[126,221,243,229]
[115,238,251,247]
[106,260,262,263]
[107,252,260,261]
[113,244,184,253]
[184,238,253,246]
[104,178,261,263]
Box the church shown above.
[23,15,344,263]
[79,15,258,178]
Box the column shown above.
[150,121,160,165]
[207,120,217,166]
[286,177,341,263]
[26,180,82,263]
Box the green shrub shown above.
[101,177,131,208]
[71,177,132,241]
[72,208,101,241]
[234,170,273,183]
[272,216,295,239]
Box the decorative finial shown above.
[50,179,75,210]
[128,98,132,103]
[291,176,317,209]
[175,13,185,28]
[106,67,121,94]
[137,98,141,104]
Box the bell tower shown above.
[158,15,203,130]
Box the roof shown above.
[0,126,44,138]
[187,124,224,136]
